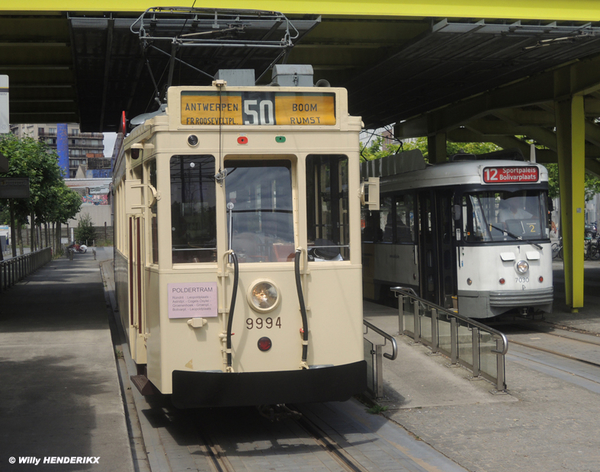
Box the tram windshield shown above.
[461,189,549,243]
[170,155,217,263]
[225,159,294,263]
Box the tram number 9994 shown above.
[246,317,282,330]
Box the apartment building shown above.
[10,123,109,178]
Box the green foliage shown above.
[360,135,501,162]
[367,404,388,414]
[543,163,600,201]
[74,213,96,243]
[0,134,81,225]
[360,133,600,202]
[545,163,560,199]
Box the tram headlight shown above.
[516,260,529,274]
[187,134,199,147]
[248,280,279,313]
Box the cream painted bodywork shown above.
[114,84,364,394]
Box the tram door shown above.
[128,214,146,362]
[417,190,457,308]
[418,191,437,304]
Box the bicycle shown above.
[585,237,600,260]
[552,238,563,260]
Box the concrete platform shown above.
[363,259,600,472]
[0,248,134,472]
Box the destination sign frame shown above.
[482,166,539,183]
[180,91,336,126]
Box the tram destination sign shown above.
[180,91,336,126]
[483,166,539,183]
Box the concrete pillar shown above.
[555,95,586,310]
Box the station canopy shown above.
[2,8,600,137]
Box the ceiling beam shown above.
[396,53,600,139]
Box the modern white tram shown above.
[361,151,553,319]
[113,69,369,408]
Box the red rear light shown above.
[499,278,505,285]
[539,276,544,283]
[257,337,272,352]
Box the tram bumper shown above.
[458,287,553,318]
[171,361,367,408]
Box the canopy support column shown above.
[427,132,447,163]
[555,94,585,311]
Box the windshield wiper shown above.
[490,224,543,250]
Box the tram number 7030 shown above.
[244,99,275,125]
[246,317,282,329]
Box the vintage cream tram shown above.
[113,68,369,407]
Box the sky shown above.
[103,132,117,158]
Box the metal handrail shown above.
[391,286,508,391]
[392,286,508,355]
[0,247,52,293]
[363,320,398,360]
[363,319,398,399]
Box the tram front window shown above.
[225,159,294,263]
[170,155,217,263]
[462,190,549,242]
[306,155,349,261]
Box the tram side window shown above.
[380,197,393,242]
[306,155,349,261]
[170,155,217,263]
[224,159,294,263]
[148,159,159,264]
[362,194,414,243]
[395,194,415,242]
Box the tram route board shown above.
[181,91,336,126]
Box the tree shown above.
[544,162,600,202]
[0,134,81,254]
[74,213,96,244]
[360,135,501,162]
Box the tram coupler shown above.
[257,404,302,422]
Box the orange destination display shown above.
[181,91,336,126]
[482,166,539,183]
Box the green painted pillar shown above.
[427,132,447,163]
[555,95,586,310]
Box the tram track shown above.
[188,404,372,472]
[503,321,600,389]
[509,337,600,369]
[195,428,235,472]
[293,409,371,472]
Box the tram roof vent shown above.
[271,64,314,86]
[360,149,426,179]
[215,69,256,86]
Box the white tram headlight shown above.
[516,260,529,274]
[248,280,279,313]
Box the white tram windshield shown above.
[225,159,294,263]
[462,189,549,242]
